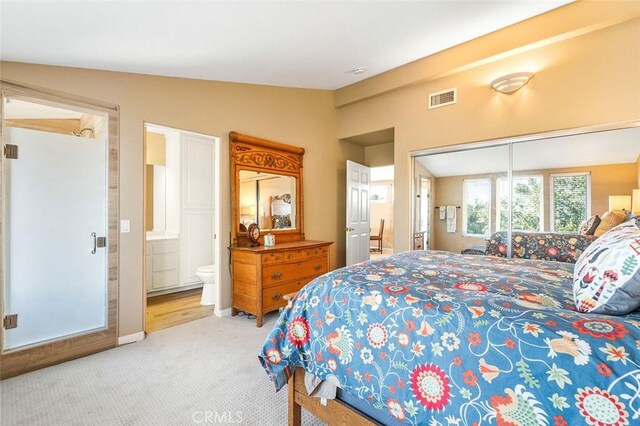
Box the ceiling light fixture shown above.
[490,72,533,94]
[351,67,366,75]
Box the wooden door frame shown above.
[0,79,119,379]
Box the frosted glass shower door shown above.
[3,127,107,350]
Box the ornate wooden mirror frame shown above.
[230,131,305,246]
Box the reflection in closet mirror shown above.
[412,125,640,258]
[413,145,509,254]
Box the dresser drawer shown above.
[263,279,309,311]
[263,257,328,286]
[261,252,285,265]
[297,248,315,261]
[313,246,329,258]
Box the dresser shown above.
[231,240,333,327]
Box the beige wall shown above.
[336,4,640,252]
[364,142,394,167]
[0,62,364,337]
[433,163,637,253]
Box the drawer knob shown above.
[272,292,282,300]
[313,264,322,271]
[272,272,282,279]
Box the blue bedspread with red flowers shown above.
[258,251,640,425]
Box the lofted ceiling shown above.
[1,1,572,90]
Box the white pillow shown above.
[573,221,640,315]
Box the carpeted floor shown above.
[0,313,325,426]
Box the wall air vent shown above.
[428,88,457,109]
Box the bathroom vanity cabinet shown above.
[146,238,181,293]
[230,240,332,327]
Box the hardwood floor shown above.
[145,289,214,333]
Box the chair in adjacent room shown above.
[370,219,385,253]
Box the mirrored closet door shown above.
[412,125,640,259]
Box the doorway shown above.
[1,84,118,379]
[369,165,394,259]
[143,123,221,333]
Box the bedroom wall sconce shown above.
[490,72,534,94]
[632,189,640,214]
[609,195,632,212]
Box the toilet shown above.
[196,265,216,306]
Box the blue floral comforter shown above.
[258,251,640,425]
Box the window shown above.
[551,173,591,232]
[496,176,543,232]
[463,178,491,237]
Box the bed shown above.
[259,250,640,425]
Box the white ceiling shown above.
[0,1,572,90]
[417,127,640,177]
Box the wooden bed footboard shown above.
[288,367,379,426]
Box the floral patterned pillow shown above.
[573,221,640,314]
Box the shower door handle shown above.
[91,232,106,254]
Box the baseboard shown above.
[117,331,145,346]
[217,308,232,317]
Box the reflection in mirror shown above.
[512,127,640,232]
[413,145,509,254]
[413,126,640,261]
[238,170,297,232]
[145,128,180,237]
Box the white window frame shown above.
[462,178,492,237]
[550,172,591,232]
[496,175,544,232]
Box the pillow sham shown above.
[593,210,626,237]
[579,215,601,236]
[574,220,640,314]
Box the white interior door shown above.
[180,133,215,285]
[3,127,107,350]
[346,160,370,266]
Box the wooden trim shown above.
[289,367,379,426]
[0,80,119,379]
[5,118,81,136]
[230,131,305,156]
[230,131,305,246]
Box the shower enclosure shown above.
[1,83,118,379]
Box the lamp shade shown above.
[609,195,632,212]
[633,189,640,214]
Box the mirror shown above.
[412,125,640,257]
[238,170,297,232]
[230,131,305,246]
[144,125,180,238]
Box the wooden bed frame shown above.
[288,367,380,426]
